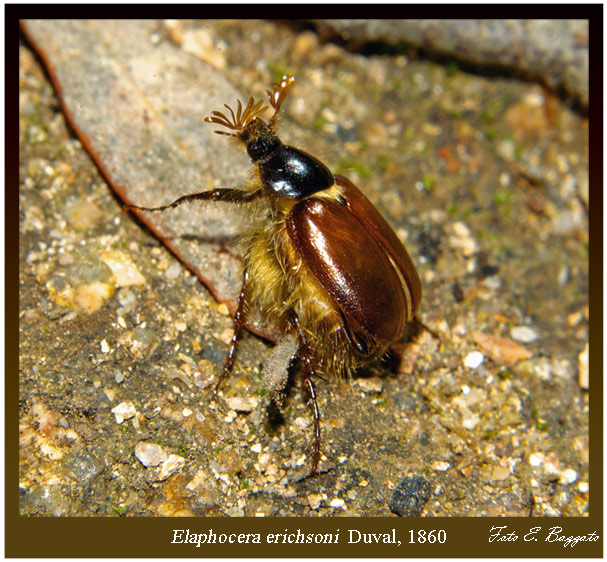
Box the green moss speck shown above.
[446,61,459,77]
[337,160,373,179]
[494,189,515,205]
[312,116,325,132]
[377,154,390,172]
[422,176,435,191]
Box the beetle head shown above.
[204,75,295,161]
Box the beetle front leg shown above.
[124,188,262,213]
[291,314,322,478]
[214,268,249,397]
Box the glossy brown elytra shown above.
[126,75,422,477]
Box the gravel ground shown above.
[19,20,589,518]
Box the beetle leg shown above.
[291,314,322,477]
[124,188,262,213]
[214,268,249,397]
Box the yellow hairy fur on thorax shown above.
[241,185,367,379]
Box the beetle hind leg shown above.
[290,314,322,478]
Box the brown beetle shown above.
[127,75,422,477]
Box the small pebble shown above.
[293,30,319,57]
[135,441,168,467]
[464,351,484,369]
[111,401,137,424]
[74,282,113,313]
[294,416,310,429]
[510,326,539,343]
[355,376,383,394]
[559,468,578,485]
[529,452,545,467]
[223,410,237,423]
[100,250,146,287]
[329,498,345,508]
[431,461,450,472]
[448,221,479,256]
[389,476,432,517]
[156,454,186,481]
[258,453,271,466]
[39,442,64,460]
[193,360,215,389]
[226,396,258,413]
[218,328,234,345]
[567,310,583,326]
[164,261,182,281]
[543,454,561,475]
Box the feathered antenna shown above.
[204,96,267,137]
[267,74,295,126]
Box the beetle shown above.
[126,75,422,477]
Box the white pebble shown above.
[135,441,168,467]
[329,498,345,508]
[111,401,137,424]
[294,416,310,429]
[559,468,577,485]
[100,250,146,287]
[307,493,324,510]
[226,396,258,413]
[464,351,484,369]
[156,454,186,481]
[164,261,182,280]
[510,326,539,343]
[355,376,383,394]
[100,339,110,353]
[529,452,545,467]
[462,413,480,430]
